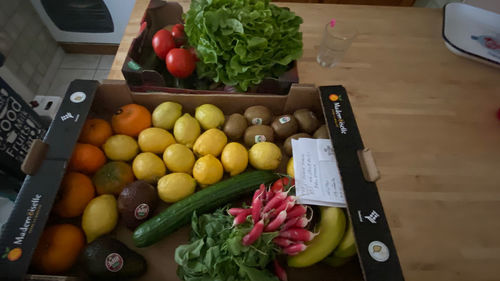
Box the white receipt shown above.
[292,138,346,207]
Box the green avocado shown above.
[80,236,147,280]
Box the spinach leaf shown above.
[175,208,279,281]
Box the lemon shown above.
[103,134,139,161]
[132,152,166,183]
[163,143,195,173]
[193,154,223,187]
[157,173,196,203]
[248,142,282,170]
[82,194,118,243]
[195,104,225,130]
[287,157,295,178]
[221,142,248,176]
[173,113,200,148]
[193,128,227,157]
[138,127,176,154]
[152,101,182,130]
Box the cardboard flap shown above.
[357,148,380,182]
[20,139,49,176]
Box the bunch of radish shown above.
[228,178,315,255]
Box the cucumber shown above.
[133,170,279,247]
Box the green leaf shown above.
[185,0,302,91]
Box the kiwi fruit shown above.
[244,105,273,125]
[223,113,248,141]
[244,125,274,147]
[294,109,320,134]
[271,114,298,139]
[284,133,312,156]
[313,125,329,139]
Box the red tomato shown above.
[172,24,186,47]
[271,177,295,192]
[152,29,175,60]
[188,47,199,62]
[166,48,196,78]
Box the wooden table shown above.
[109,1,500,281]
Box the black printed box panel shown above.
[0,77,47,180]
[0,80,99,281]
[319,86,405,281]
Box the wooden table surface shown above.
[109,1,500,281]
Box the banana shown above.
[287,207,346,268]
[323,220,357,267]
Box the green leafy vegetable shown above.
[184,0,303,91]
[175,208,280,281]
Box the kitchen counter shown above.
[109,1,500,280]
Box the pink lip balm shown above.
[330,18,336,28]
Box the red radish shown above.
[251,193,263,224]
[286,204,307,220]
[228,208,249,216]
[265,189,274,202]
[273,259,288,281]
[253,184,265,202]
[242,219,265,246]
[293,216,310,228]
[283,243,307,255]
[152,29,175,60]
[279,228,317,242]
[273,237,294,247]
[282,216,301,231]
[263,191,287,213]
[265,210,287,232]
[270,196,295,218]
[271,177,295,192]
[233,211,251,226]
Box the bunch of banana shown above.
[287,207,357,268]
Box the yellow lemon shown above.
[157,173,196,203]
[221,142,248,176]
[152,101,182,130]
[132,152,166,183]
[192,154,223,187]
[103,134,139,161]
[287,157,295,178]
[193,128,227,157]
[248,142,282,170]
[195,104,225,130]
[163,143,195,174]
[138,127,176,154]
[82,194,118,243]
[173,113,200,148]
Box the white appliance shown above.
[31,0,136,44]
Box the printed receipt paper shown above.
[292,138,346,207]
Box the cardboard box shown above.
[0,80,404,281]
[121,0,299,95]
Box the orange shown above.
[53,172,95,218]
[111,104,152,137]
[79,118,113,147]
[92,161,134,195]
[6,247,22,261]
[68,143,106,174]
[32,224,85,274]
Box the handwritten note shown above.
[292,138,346,207]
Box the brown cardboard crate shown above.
[1,80,403,281]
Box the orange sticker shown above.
[329,94,339,102]
[6,247,22,261]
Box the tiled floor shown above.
[41,53,114,97]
